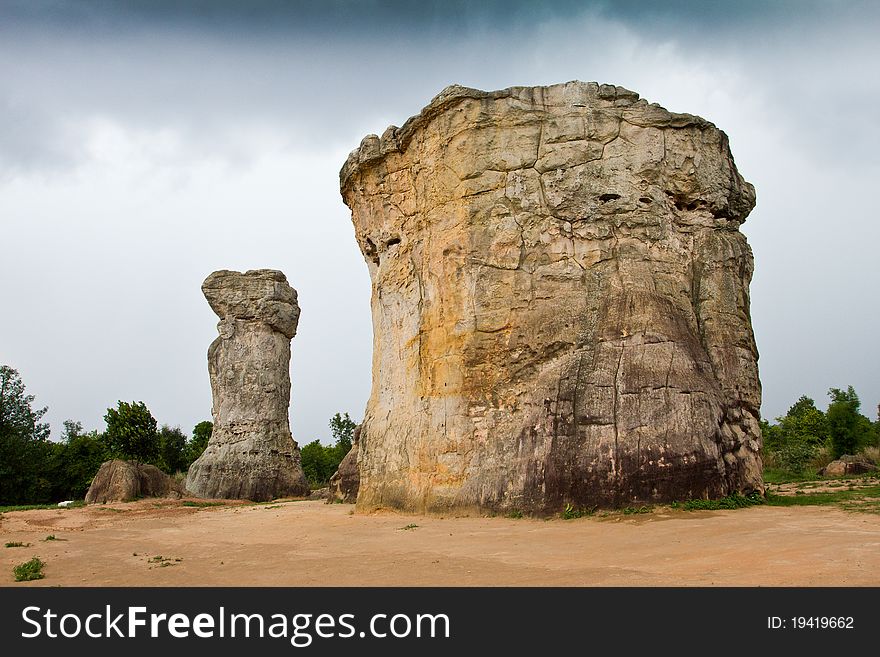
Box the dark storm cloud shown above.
[4,1,868,39]
[3,0,868,179]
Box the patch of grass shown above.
[622,505,652,515]
[0,501,86,513]
[5,542,30,548]
[672,492,765,511]
[399,524,419,531]
[181,501,225,508]
[762,468,818,485]
[505,510,524,519]
[13,557,45,582]
[0,504,53,513]
[147,555,182,568]
[561,503,595,519]
[765,485,880,508]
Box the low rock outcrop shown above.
[327,426,361,503]
[186,269,310,502]
[341,81,763,513]
[820,455,877,477]
[85,460,185,503]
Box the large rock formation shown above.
[86,460,186,503]
[340,81,763,514]
[186,269,310,501]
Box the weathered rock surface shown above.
[328,426,361,503]
[86,460,186,503]
[186,269,310,502]
[820,455,877,477]
[308,487,330,501]
[341,81,763,513]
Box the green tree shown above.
[186,420,212,466]
[826,386,873,458]
[49,420,109,500]
[330,412,356,454]
[157,425,188,473]
[776,395,829,447]
[300,413,359,486]
[760,418,782,452]
[103,401,158,464]
[300,439,333,485]
[0,366,52,504]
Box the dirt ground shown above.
[2,499,879,586]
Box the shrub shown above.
[774,442,817,475]
[13,557,45,582]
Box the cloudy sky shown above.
[2,0,878,444]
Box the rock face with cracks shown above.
[341,81,763,514]
[186,269,310,501]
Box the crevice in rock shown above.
[364,237,380,265]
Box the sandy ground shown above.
[2,499,879,586]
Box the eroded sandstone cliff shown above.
[341,81,762,513]
[186,269,309,501]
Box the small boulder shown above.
[328,428,360,504]
[85,460,187,504]
[308,487,329,501]
[820,455,877,477]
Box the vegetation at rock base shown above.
[13,557,45,582]
[561,503,595,519]
[672,492,765,511]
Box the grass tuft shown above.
[0,501,85,513]
[765,485,880,508]
[13,557,45,582]
[672,492,765,511]
[561,503,595,519]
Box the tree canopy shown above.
[103,400,159,464]
[763,385,879,474]
[826,386,874,458]
[300,412,358,486]
[0,366,52,503]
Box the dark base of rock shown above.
[328,442,359,504]
[85,460,186,504]
[186,444,310,502]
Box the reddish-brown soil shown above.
[3,500,878,586]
